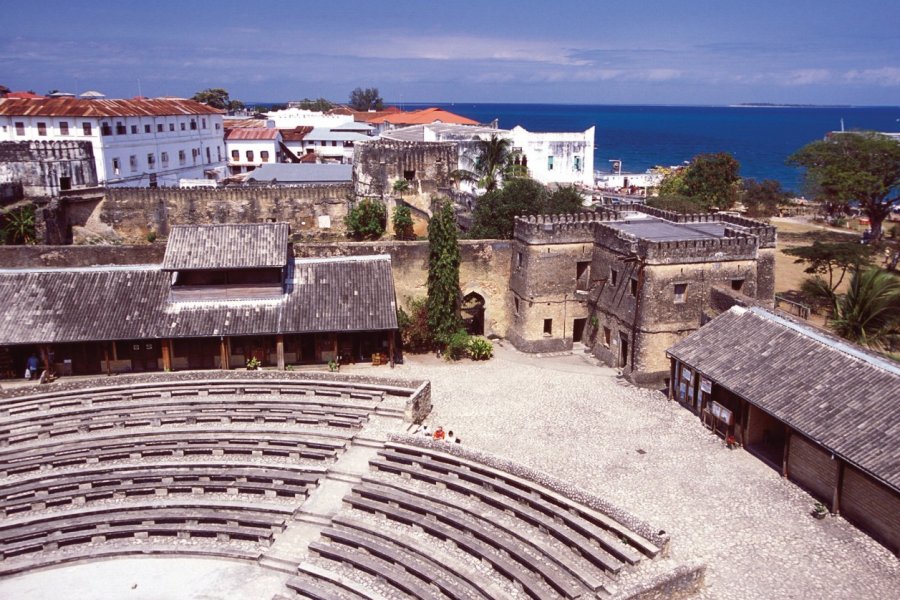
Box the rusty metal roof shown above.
[280,126,314,142]
[225,128,280,141]
[0,97,223,118]
[224,118,269,129]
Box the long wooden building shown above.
[667,306,900,553]
[0,223,399,377]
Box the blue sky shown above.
[2,0,898,105]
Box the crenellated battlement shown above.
[593,221,760,264]
[513,210,617,244]
[611,204,776,248]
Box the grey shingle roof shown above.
[245,163,352,184]
[0,256,397,343]
[667,306,900,491]
[162,223,290,271]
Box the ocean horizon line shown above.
[246,101,900,110]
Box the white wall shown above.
[225,137,281,172]
[265,108,351,129]
[510,126,594,187]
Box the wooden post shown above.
[161,339,172,372]
[333,335,338,361]
[103,344,111,376]
[668,359,676,401]
[782,429,792,478]
[40,345,51,374]
[832,459,845,514]
[742,401,752,447]
[220,337,229,370]
[111,341,118,361]
[276,335,285,370]
[388,331,395,368]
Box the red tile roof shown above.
[367,107,478,126]
[225,128,280,141]
[0,97,223,117]
[280,126,314,142]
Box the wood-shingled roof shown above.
[667,307,900,491]
[0,256,397,344]
[162,223,290,271]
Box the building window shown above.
[112,158,121,175]
[161,152,169,167]
[574,156,582,172]
[180,122,186,131]
[543,319,553,336]
[514,297,520,315]
[260,150,269,162]
[404,170,415,181]
[231,149,239,161]
[178,150,186,165]
[147,153,156,169]
[217,146,222,161]
[190,119,197,130]
[157,124,163,133]
[674,283,687,303]
[332,140,337,147]
[630,277,638,297]
[603,326,611,347]
[610,268,618,286]
[15,122,25,136]
[83,122,92,136]
[129,155,138,172]
[547,156,554,170]
[169,123,175,132]
[144,124,151,134]
[517,251,524,269]
[37,122,47,136]
[246,150,254,162]
[192,148,199,164]
[115,122,126,135]
[59,121,69,135]
[731,278,745,292]
[131,125,138,134]
[101,122,112,136]
[206,147,211,163]
[202,118,207,129]
[215,122,221,130]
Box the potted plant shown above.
[246,357,261,371]
[812,502,828,520]
[725,434,738,449]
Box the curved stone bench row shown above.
[0,397,371,446]
[0,379,389,417]
[380,441,661,559]
[0,500,293,565]
[0,428,349,477]
[0,461,327,516]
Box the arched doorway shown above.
[461,291,486,336]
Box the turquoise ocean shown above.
[419,103,900,193]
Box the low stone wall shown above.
[617,563,706,600]
[0,244,164,268]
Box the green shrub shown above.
[398,298,434,352]
[467,337,493,360]
[392,205,415,240]
[146,230,157,243]
[444,330,470,361]
[344,199,387,240]
[246,357,261,370]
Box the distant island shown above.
[731,102,854,108]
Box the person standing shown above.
[26,353,40,380]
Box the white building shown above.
[0,97,226,187]
[280,127,370,164]
[264,107,351,129]
[382,123,595,188]
[224,128,282,175]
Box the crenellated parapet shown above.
[513,211,616,244]
[612,204,776,248]
[593,221,760,264]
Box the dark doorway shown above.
[124,340,160,372]
[461,291,485,336]
[573,318,587,343]
[59,176,71,191]
[745,404,789,470]
[619,333,629,367]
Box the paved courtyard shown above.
[392,342,900,600]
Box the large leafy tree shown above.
[469,179,584,239]
[426,200,461,345]
[742,178,788,219]
[681,152,741,210]
[788,131,900,241]
[392,205,415,241]
[830,267,900,349]
[293,98,334,112]
[349,87,383,111]
[191,88,244,111]
[344,199,386,240]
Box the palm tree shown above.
[830,267,900,349]
[1,206,36,245]
[392,179,410,197]
[452,134,519,193]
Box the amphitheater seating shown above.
[0,462,327,516]
[0,428,348,476]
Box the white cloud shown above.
[783,69,832,86]
[843,67,900,86]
